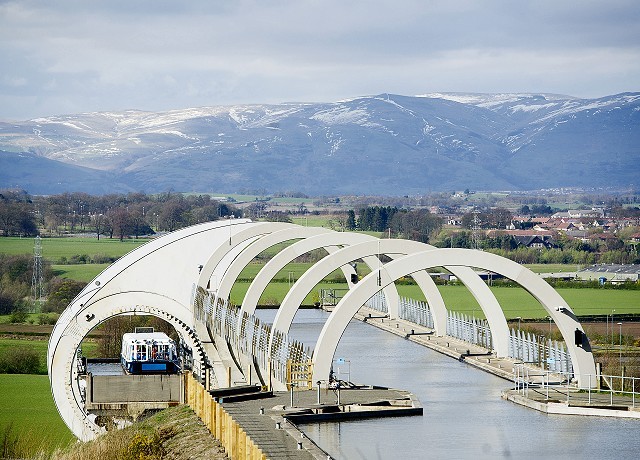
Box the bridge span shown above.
[48,220,596,441]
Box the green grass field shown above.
[525,264,584,273]
[51,263,110,282]
[1,236,638,320]
[0,312,57,325]
[0,338,98,374]
[0,374,74,450]
[0,236,148,260]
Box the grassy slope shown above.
[0,374,74,450]
[54,405,228,460]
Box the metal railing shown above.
[447,310,492,350]
[513,364,639,408]
[509,329,572,374]
[365,291,574,374]
[194,287,311,385]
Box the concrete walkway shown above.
[219,387,420,459]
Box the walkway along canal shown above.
[257,308,640,459]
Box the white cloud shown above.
[0,0,638,120]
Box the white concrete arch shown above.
[273,240,510,357]
[213,226,334,306]
[48,219,257,441]
[312,248,597,388]
[273,240,445,333]
[50,294,205,441]
[239,232,400,318]
[49,219,253,372]
[195,221,297,294]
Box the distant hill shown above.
[0,92,638,195]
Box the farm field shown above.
[51,263,109,282]
[525,264,583,273]
[0,236,148,260]
[0,374,74,450]
[1,236,637,321]
[230,279,640,320]
[0,338,98,374]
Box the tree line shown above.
[0,190,241,239]
[350,206,444,243]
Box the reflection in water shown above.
[256,309,640,459]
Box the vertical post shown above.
[290,383,295,408]
[227,366,232,388]
[317,381,321,405]
[546,370,549,400]
[610,382,613,405]
[588,374,591,404]
[618,322,623,379]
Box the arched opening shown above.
[312,249,596,388]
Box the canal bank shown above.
[186,371,422,459]
[348,305,640,418]
[256,308,640,458]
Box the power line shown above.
[472,208,481,250]
[31,236,45,313]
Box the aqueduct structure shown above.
[48,220,596,440]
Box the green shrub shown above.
[44,279,87,313]
[38,313,58,325]
[0,346,40,374]
[91,253,115,264]
[126,431,164,460]
[9,310,27,324]
[69,254,89,264]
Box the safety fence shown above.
[513,364,640,407]
[447,310,493,351]
[185,372,266,460]
[399,296,434,329]
[364,290,572,374]
[194,287,312,386]
[510,329,572,374]
[365,290,387,313]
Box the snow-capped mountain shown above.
[1,92,638,195]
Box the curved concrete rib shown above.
[214,226,334,306]
[48,219,256,441]
[50,294,209,441]
[313,248,597,388]
[274,239,510,357]
[240,232,376,316]
[196,221,296,294]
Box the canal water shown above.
[256,309,640,459]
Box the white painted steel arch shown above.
[213,226,334,305]
[48,219,255,441]
[49,222,598,441]
[273,239,511,358]
[196,221,296,295]
[312,248,597,388]
[239,232,379,316]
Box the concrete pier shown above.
[218,387,421,459]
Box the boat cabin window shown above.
[135,343,147,361]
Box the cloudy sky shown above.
[1,0,638,120]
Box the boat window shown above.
[135,344,147,361]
